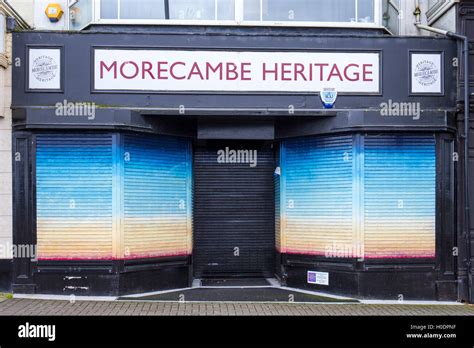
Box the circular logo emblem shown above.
[414,60,438,87]
[31,55,58,83]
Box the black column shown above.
[12,132,36,293]
[457,1,474,303]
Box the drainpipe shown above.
[414,0,422,25]
[416,23,472,303]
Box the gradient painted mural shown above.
[280,134,436,259]
[36,134,192,261]
[122,134,192,259]
[36,135,115,260]
[363,135,436,258]
[280,135,354,256]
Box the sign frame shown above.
[91,46,383,96]
[409,50,444,96]
[26,45,64,93]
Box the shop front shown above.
[11,28,459,300]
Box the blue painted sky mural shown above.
[280,134,436,259]
[36,134,192,260]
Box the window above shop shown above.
[70,0,383,29]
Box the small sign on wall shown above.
[307,271,329,286]
[410,52,443,94]
[28,47,62,91]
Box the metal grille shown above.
[363,135,436,258]
[36,135,114,260]
[281,135,354,256]
[123,134,192,259]
[193,141,275,277]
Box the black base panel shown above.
[0,259,12,292]
[35,273,119,296]
[118,287,358,303]
[118,267,190,295]
[285,265,457,301]
[31,260,191,296]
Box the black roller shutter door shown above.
[193,141,275,278]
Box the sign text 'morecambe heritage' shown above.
[94,50,380,93]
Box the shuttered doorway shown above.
[193,141,275,278]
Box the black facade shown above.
[8,26,471,301]
[457,0,474,304]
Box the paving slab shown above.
[0,298,473,316]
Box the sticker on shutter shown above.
[307,271,329,286]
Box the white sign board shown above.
[28,48,61,90]
[308,271,329,286]
[411,53,442,94]
[94,49,380,93]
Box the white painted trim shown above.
[355,0,359,22]
[121,287,194,298]
[279,287,356,301]
[427,0,458,26]
[234,0,243,23]
[93,0,101,23]
[92,18,381,28]
[13,294,118,301]
[374,0,382,27]
[88,0,381,29]
[119,283,357,302]
[11,292,465,305]
[266,278,280,287]
[360,300,463,305]
[117,0,121,20]
[117,299,357,304]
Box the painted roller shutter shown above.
[36,135,114,260]
[275,165,281,253]
[282,136,353,256]
[123,134,192,259]
[363,135,436,258]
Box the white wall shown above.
[398,0,457,36]
[429,5,457,33]
[0,31,12,259]
[33,0,68,30]
[6,0,34,27]
[9,0,68,30]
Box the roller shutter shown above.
[281,136,354,256]
[36,135,114,260]
[122,134,192,259]
[363,135,436,258]
[275,149,281,253]
[193,141,275,277]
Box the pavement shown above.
[0,297,474,316]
